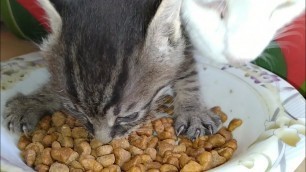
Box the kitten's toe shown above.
[174,109,222,139]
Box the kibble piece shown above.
[96,145,113,156]
[80,158,103,171]
[129,145,144,156]
[97,154,115,167]
[108,164,121,172]
[70,160,84,170]
[57,135,73,148]
[222,139,238,150]
[75,141,91,155]
[113,147,132,167]
[38,116,52,130]
[179,137,192,147]
[187,147,206,157]
[23,149,36,166]
[49,162,69,172]
[179,154,193,168]
[196,151,212,170]
[145,147,157,160]
[147,137,159,148]
[211,106,228,123]
[160,164,178,172]
[65,115,76,128]
[130,135,149,150]
[52,141,61,149]
[74,138,88,145]
[41,148,53,166]
[173,144,186,153]
[208,134,226,148]
[52,112,66,127]
[35,164,49,172]
[78,154,95,162]
[111,138,130,149]
[60,124,72,137]
[228,119,243,132]
[217,147,234,160]
[147,169,160,172]
[18,135,31,150]
[203,142,213,151]
[51,147,79,164]
[32,130,46,143]
[25,142,44,154]
[166,156,180,168]
[90,139,103,149]
[163,139,176,145]
[70,168,83,172]
[210,150,227,168]
[152,120,164,133]
[122,155,142,171]
[136,128,153,137]
[140,154,153,163]
[42,133,58,147]
[145,161,162,170]
[180,161,203,172]
[71,127,88,138]
[127,166,141,172]
[158,141,174,156]
[218,127,233,141]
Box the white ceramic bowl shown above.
[1,52,305,172]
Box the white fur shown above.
[181,0,305,64]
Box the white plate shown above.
[1,52,305,172]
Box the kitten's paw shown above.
[3,96,47,136]
[174,108,222,140]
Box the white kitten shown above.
[181,0,305,64]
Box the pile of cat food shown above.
[18,96,242,172]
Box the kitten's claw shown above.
[207,124,213,135]
[176,125,186,136]
[8,122,13,132]
[22,124,30,137]
[194,128,201,138]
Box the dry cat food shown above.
[18,96,242,172]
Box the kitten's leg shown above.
[2,85,61,135]
[173,59,222,139]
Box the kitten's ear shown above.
[146,0,183,44]
[270,0,305,32]
[37,0,63,33]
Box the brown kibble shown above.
[65,115,76,128]
[111,138,130,149]
[47,127,56,134]
[158,131,174,140]
[203,142,213,151]
[32,130,46,143]
[179,154,193,168]
[228,119,243,132]
[147,137,159,148]
[90,139,103,149]
[218,127,233,141]
[52,141,61,149]
[222,139,238,150]
[70,168,83,172]
[136,128,153,137]
[208,134,226,148]
[113,147,131,166]
[211,106,228,123]
[57,135,73,148]
[97,154,115,167]
[80,158,103,171]
[145,161,162,170]
[60,124,72,137]
[130,135,149,150]
[173,144,186,153]
[180,161,203,172]
[147,169,160,172]
[196,151,212,170]
[25,142,44,154]
[96,145,113,156]
[23,149,36,167]
[140,154,153,163]
[163,139,176,145]
[69,160,84,170]
[152,120,164,133]
[51,147,79,164]
[75,141,91,155]
[108,164,121,172]
[210,150,227,168]
[145,148,157,160]
[179,137,192,147]
[158,141,174,156]
[217,147,234,160]
[41,148,53,165]
[38,116,52,130]
[155,155,163,163]
[160,164,178,172]
[78,154,95,162]
[71,127,88,138]
[49,162,69,172]
[187,147,206,157]
[42,133,58,147]
[52,112,66,127]
[35,164,49,172]
[122,155,142,171]
[127,166,141,172]
[129,145,144,156]
[166,156,180,168]
[18,135,31,150]
[74,138,88,145]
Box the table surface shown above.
[1,23,305,172]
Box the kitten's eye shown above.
[116,112,139,123]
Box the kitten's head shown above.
[182,0,305,64]
[38,0,185,142]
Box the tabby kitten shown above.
[3,0,221,143]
